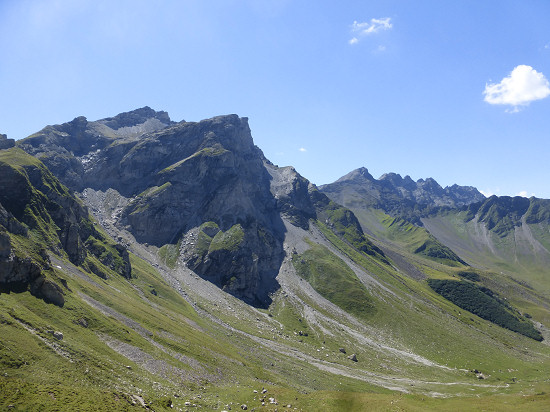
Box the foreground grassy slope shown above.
[1,148,549,410]
[2,220,550,411]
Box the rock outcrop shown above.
[19,112,286,306]
[0,133,15,150]
[0,148,132,307]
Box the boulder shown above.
[30,276,65,307]
[348,353,358,362]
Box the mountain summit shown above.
[321,167,485,224]
[17,108,381,307]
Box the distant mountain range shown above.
[1,107,549,410]
[320,167,485,225]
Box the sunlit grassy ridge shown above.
[292,240,376,319]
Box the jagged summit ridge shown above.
[96,106,173,130]
[332,167,483,207]
[321,167,485,224]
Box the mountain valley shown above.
[1,108,549,411]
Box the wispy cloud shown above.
[517,190,535,198]
[483,65,550,111]
[299,147,307,152]
[480,189,499,197]
[349,17,392,45]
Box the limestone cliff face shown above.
[17,108,385,306]
[19,111,285,307]
[115,115,286,306]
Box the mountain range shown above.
[1,107,549,411]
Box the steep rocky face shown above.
[265,164,387,260]
[0,148,132,307]
[19,111,286,307]
[320,167,485,225]
[265,164,317,230]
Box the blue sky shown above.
[1,0,550,198]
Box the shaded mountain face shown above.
[320,167,485,225]
[18,108,381,307]
[462,195,550,236]
[0,148,131,307]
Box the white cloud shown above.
[349,17,392,44]
[483,65,550,110]
[299,147,307,152]
[480,188,501,197]
[517,190,535,198]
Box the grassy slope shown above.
[2,221,550,410]
[1,150,550,410]
[351,207,464,266]
[291,240,376,319]
[314,221,549,364]
[422,211,550,326]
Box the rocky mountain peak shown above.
[380,172,406,188]
[96,106,172,130]
[335,167,375,183]
[69,116,88,128]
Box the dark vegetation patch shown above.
[427,279,542,341]
[413,238,466,265]
[456,270,480,282]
